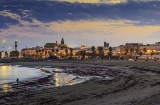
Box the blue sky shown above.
[0,0,160,52]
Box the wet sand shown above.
[1,60,160,105]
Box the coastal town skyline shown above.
[1,38,159,53]
[1,37,160,60]
[1,1,160,104]
[1,0,160,52]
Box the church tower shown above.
[104,41,109,48]
[61,38,64,44]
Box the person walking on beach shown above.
[16,78,19,84]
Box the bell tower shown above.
[15,40,18,51]
[61,38,64,44]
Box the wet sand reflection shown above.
[3,84,13,93]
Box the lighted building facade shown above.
[119,42,160,59]
[20,38,70,59]
[119,43,143,56]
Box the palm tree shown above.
[45,50,47,55]
[40,53,42,58]
[98,47,103,58]
[70,48,73,58]
[56,49,59,54]
[143,48,147,55]
[108,46,112,59]
[65,48,68,58]
[139,51,142,59]
[124,47,128,55]
[151,51,153,59]
[135,49,139,54]
[15,51,19,58]
[81,50,86,59]
[35,50,39,58]
[48,51,52,56]
[130,48,134,56]
[77,50,86,59]
[91,46,95,59]
[75,51,81,58]
[4,51,8,57]
[36,50,39,54]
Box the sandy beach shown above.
[1,60,160,105]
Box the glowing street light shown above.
[8,47,11,50]
[2,39,6,44]
[2,39,6,51]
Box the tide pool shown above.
[0,65,45,86]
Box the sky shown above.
[0,0,160,52]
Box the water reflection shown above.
[1,66,9,77]
[0,66,92,92]
[55,73,77,86]
[54,68,88,87]
[3,84,13,93]
[0,65,45,86]
[0,65,18,78]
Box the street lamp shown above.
[8,47,11,58]
[2,39,6,43]
[8,47,11,50]
[1,40,6,58]
[134,51,136,59]
[151,51,153,59]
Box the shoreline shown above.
[0,60,160,105]
[0,63,93,102]
[0,65,52,91]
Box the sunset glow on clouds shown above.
[1,19,160,50]
[0,0,160,51]
[56,0,127,4]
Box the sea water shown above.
[0,65,45,86]
[0,65,90,93]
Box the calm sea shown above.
[0,65,90,93]
[0,65,44,86]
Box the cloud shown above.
[4,34,18,39]
[55,0,128,4]
[47,20,160,45]
[1,19,160,49]
[1,0,160,51]
[1,0,160,29]
[39,0,160,4]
